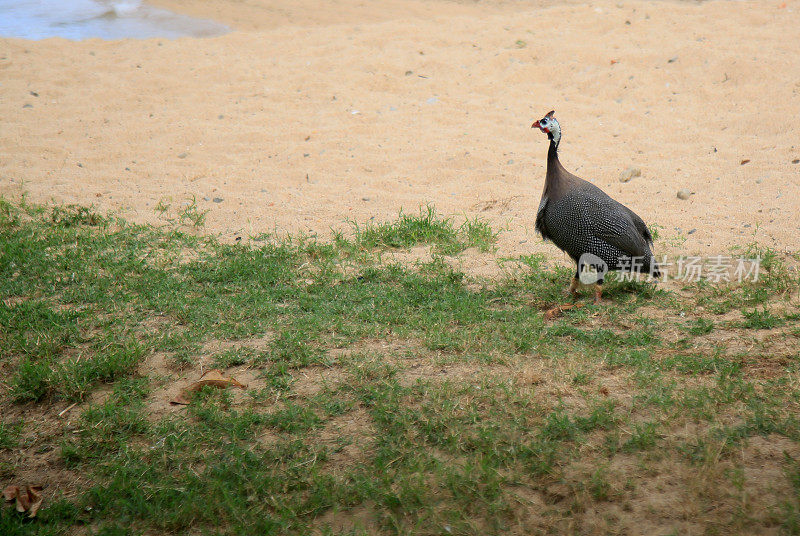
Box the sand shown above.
[1,0,799,269]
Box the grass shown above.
[347,205,497,255]
[0,197,799,535]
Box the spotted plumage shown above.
[531,111,659,302]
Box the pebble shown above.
[212,197,223,203]
[22,103,32,108]
[677,188,691,200]
[507,159,514,165]
[361,197,370,201]
[619,167,641,182]
[688,228,696,235]
[426,97,438,104]
[177,152,188,159]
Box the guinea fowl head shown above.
[531,110,561,148]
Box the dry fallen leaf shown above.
[170,369,247,405]
[544,302,585,320]
[3,484,43,518]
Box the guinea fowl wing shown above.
[591,202,650,259]
[577,182,651,259]
[621,205,654,246]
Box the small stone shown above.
[361,197,370,201]
[740,159,750,165]
[212,197,223,203]
[619,167,641,182]
[202,197,210,201]
[426,97,438,104]
[218,114,224,119]
[177,152,188,159]
[677,188,691,200]
[22,103,32,108]
[793,159,799,164]
[688,228,696,235]
[668,56,678,63]
[405,70,413,76]
[29,91,38,97]
[507,159,515,165]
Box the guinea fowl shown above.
[531,110,660,304]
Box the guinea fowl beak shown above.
[531,120,540,129]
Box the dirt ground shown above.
[1,0,799,267]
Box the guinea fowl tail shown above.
[647,256,662,279]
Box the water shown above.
[0,0,229,40]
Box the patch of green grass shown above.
[695,243,799,313]
[588,465,612,501]
[460,216,498,253]
[349,205,497,255]
[10,336,146,402]
[0,421,22,450]
[50,204,106,227]
[783,453,800,531]
[177,196,208,228]
[687,317,715,335]
[623,421,660,452]
[740,308,785,330]
[211,346,258,368]
[1,197,799,535]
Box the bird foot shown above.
[544,302,585,320]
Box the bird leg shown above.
[568,277,580,299]
[593,283,603,304]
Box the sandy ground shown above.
[1,0,799,272]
